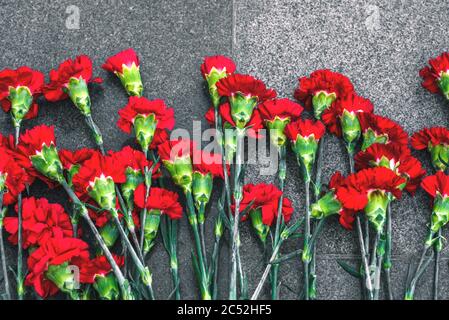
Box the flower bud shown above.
[312,91,336,119]
[66,77,92,116]
[118,63,143,97]
[192,172,213,214]
[88,175,117,211]
[143,209,161,254]
[229,93,258,129]
[94,274,120,300]
[249,208,270,244]
[340,110,361,153]
[364,191,390,232]
[291,135,319,182]
[133,114,157,151]
[311,191,342,219]
[162,155,193,194]
[31,144,65,183]
[266,117,290,147]
[100,221,119,247]
[9,86,33,127]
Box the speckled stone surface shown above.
[0,0,448,300]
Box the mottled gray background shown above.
[0,0,448,300]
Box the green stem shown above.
[84,114,105,155]
[433,229,441,300]
[0,193,11,300]
[314,134,325,199]
[59,180,132,300]
[356,216,373,300]
[384,202,393,300]
[303,179,311,300]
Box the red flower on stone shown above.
[358,113,408,148]
[117,96,175,134]
[0,147,28,205]
[102,48,140,74]
[201,55,236,79]
[421,171,449,199]
[411,127,449,150]
[16,124,59,187]
[25,237,89,298]
[77,254,124,284]
[294,69,354,110]
[150,129,169,150]
[419,52,449,95]
[355,143,426,194]
[258,98,304,122]
[192,149,227,179]
[239,183,293,226]
[216,74,277,102]
[285,119,326,142]
[336,167,406,211]
[0,66,45,119]
[58,148,100,171]
[43,55,103,102]
[322,94,374,137]
[157,139,194,162]
[134,184,183,220]
[3,197,73,248]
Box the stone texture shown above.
[1,0,449,300]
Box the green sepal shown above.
[364,191,390,232]
[310,191,342,219]
[249,208,270,244]
[121,168,145,208]
[66,164,81,187]
[223,125,237,161]
[143,209,161,255]
[0,173,6,193]
[205,68,228,108]
[430,194,449,233]
[292,135,318,182]
[45,262,78,294]
[100,221,119,247]
[88,175,117,211]
[117,63,143,97]
[192,172,213,212]
[66,77,91,116]
[93,274,120,300]
[429,143,449,172]
[229,93,257,128]
[438,72,449,100]
[163,155,193,194]
[312,91,336,119]
[361,128,388,151]
[340,110,361,153]
[31,144,65,183]
[266,117,290,147]
[8,86,33,127]
[133,114,157,151]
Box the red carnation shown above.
[421,171,449,198]
[102,48,139,75]
[411,127,449,150]
[78,254,124,284]
[25,237,89,298]
[134,184,183,220]
[258,98,303,123]
[419,52,449,96]
[285,119,326,142]
[336,167,406,211]
[117,96,175,134]
[150,129,169,150]
[355,143,426,194]
[157,139,194,162]
[294,69,354,111]
[59,148,100,171]
[3,197,73,248]
[192,150,227,179]
[43,55,102,102]
[358,113,408,150]
[108,146,149,174]
[0,66,44,120]
[322,94,374,137]
[0,147,28,205]
[239,183,293,226]
[201,55,236,79]
[216,74,276,102]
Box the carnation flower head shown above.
[419,52,449,99]
[258,98,304,147]
[117,96,175,151]
[25,237,89,298]
[294,69,354,119]
[0,147,28,205]
[43,55,102,116]
[358,113,408,151]
[411,127,449,172]
[0,66,44,126]
[3,197,73,248]
[421,171,449,235]
[103,48,143,97]
[201,55,236,107]
[216,74,276,129]
[59,148,100,186]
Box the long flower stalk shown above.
[433,229,442,300]
[356,216,374,300]
[0,193,11,300]
[383,202,394,300]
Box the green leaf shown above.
[337,260,362,279]
[270,249,302,264]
